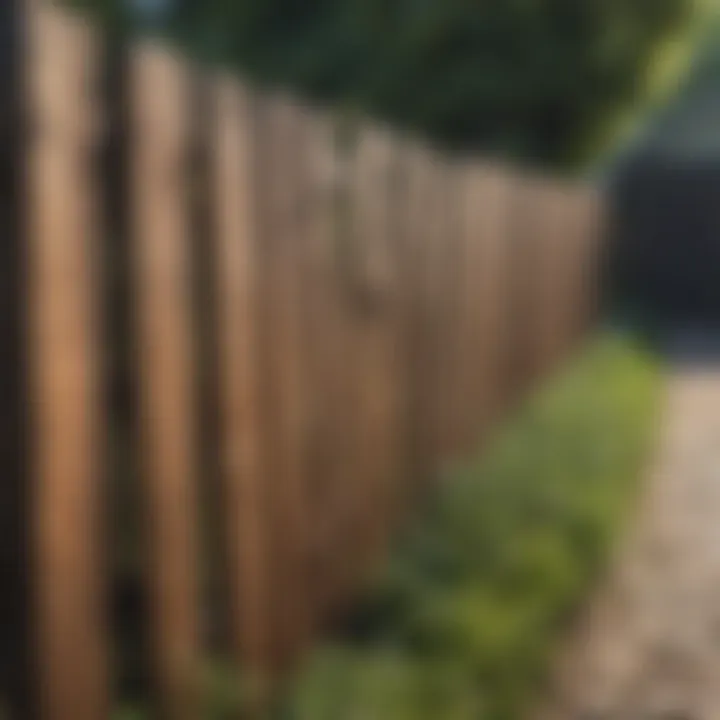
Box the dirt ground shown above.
[535,351,720,719]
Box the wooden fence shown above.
[0,1,604,718]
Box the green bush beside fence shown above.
[278,333,661,720]
[115,333,661,719]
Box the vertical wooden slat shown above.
[531,179,563,381]
[302,111,334,623]
[383,133,412,530]
[528,183,560,378]
[130,43,199,719]
[395,137,440,525]
[255,94,311,669]
[28,4,109,719]
[420,154,455,474]
[538,183,589,375]
[485,167,515,427]
[409,147,457,491]
[435,159,465,462]
[398,141,432,510]
[520,179,553,384]
[210,76,269,688]
[503,173,542,406]
[458,163,512,446]
[453,161,479,453]
[351,124,403,575]
[336,130,371,594]
[303,112,357,622]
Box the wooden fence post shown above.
[0,0,33,715]
[351,124,404,575]
[421,154,457,473]
[130,43,200,720]
[27,4,110,718]
[209,75,269,690]
[396,141,433,511]
[528,183,562,377]
[503,173,544,406]
[455,160,485,453]
[401,143,434,501]
[459,163,513,446]
[303,111,356,622]
[436,158,465,462]
[254,94,312,670]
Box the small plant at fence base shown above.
[276,333,661,720]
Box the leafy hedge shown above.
[72,0,697,168]
[276,334,661,720]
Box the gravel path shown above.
[535,355,720,720]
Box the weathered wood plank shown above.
[401,144,444,500]
[302,112,356,622]
[209,76,269,688]
[416,153,458,474]
[350,124,404,573]
[130,43,200,719]
[254,94,312,669]
[458,163,513,448]
[433,160,465,462]
[27,5,109,718]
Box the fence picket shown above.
[255,95,312,669]
[28,5,109,719]
[210,76,270,688]
[351,125,404,574]
[130,43,200,719]
[302,112,357,621]
[455,164,508,449]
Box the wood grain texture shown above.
[209,76,269,686]
[254,94,312,670]
[457,163,513,449]
[302,112,358,622]
[130,43,200,720]
[432,160,465,462]
[393,141,427,517]
[350,125,404,575]
[413,154,457,474]
[28,5,109,718]
[502,174,547,406]
[529,184,571,376]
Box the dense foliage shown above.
[74,0,696,168]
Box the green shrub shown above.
[278,333,661,720]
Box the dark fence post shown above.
[0,0,34,717]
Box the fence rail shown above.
[1,1,603,717]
